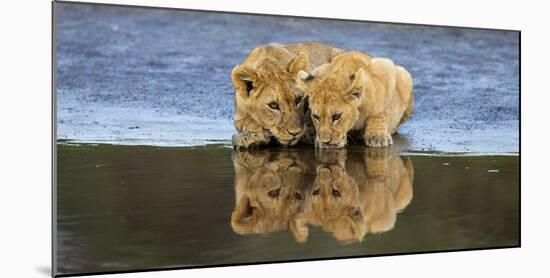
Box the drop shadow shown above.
[35,266,51,276]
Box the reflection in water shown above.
[56,144,519,275]
[231,148,414,243]
[231,151,314,239]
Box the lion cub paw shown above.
[232,132,258,150]
[232,151,266,167]
[232,131,269,150]
[364,132,393,148]
[365,146,391,160]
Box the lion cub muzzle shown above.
[315,133,348,149]
[272,123,305,146]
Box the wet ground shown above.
[54,3,519,153]
[55,143,519,276]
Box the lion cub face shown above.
[309,161,366,243]
[231,53,310,145]
[231,151,308,235]
[297,71,367,149]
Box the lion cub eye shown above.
[312,187,320,196]
[268,187,281,198]
[268,102,280,110]
[295,96,303,106]
[332,113,342,122]
[312,114,320,121]
[332,188,342,198]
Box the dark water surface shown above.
[55,143,519,275]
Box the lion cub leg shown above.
[364,114,393,147]
[232,130,271,150]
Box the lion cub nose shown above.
[287,128,302,137]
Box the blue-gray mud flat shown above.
[55,3,519,154]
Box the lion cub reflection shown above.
[293,149,414,243]
[230,148,414,244]
[231,150,314,237]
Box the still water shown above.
[55,143,519,276]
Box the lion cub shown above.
[231,150,316,237]
[291,148,414,243]
[231,43,344,149]
[297,51,414,148]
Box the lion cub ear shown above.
[295,70,315,93]
[231,65,258,97]
[231,196,260,234]
[287,52,310,76]
[348,68,368,101]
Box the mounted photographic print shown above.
[53,1,520,277]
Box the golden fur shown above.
[230,148,414,244]
[230,150,315,237]
[291,148,414,243]
[231,43,345,148]
[297,51,414,148]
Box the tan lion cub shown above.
[231,43,344,149]
[230,150,314,236]
[297,51,414,148]
[290,148,414,243]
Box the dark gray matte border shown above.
[52,2,58,277]
[51,1,521,277]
